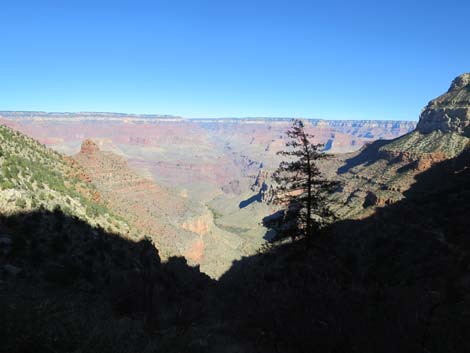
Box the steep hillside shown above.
[332,74,470,218]
[0,124,130,234]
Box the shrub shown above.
[0,179,14,190]
[15,198,27,209]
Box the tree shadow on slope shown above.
[239,182,268,209]
[261,210,284,241]
[1,149,470,353]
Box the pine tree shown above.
[271,119,339,241]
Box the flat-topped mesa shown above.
[416,73,470,136]
[80,139,100,154]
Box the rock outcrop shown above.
[80,139,100,154]
[251,170,275,203]
[417,73,470,136]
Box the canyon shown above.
[0,114,415,276]
[10,89,468,269]
[2,74,470,352]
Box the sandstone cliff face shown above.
[417,73,470,136]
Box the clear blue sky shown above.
[1,0,469,120]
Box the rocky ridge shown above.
[417,73,470,135]
[332,73,470,218]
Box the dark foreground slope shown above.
[0,209,214,353]
[1,150,469,353]
[218,149,470,353]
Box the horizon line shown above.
[0,110,418,123]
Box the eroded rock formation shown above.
[417,73,470,136]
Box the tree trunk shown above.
[306,147,312,238]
